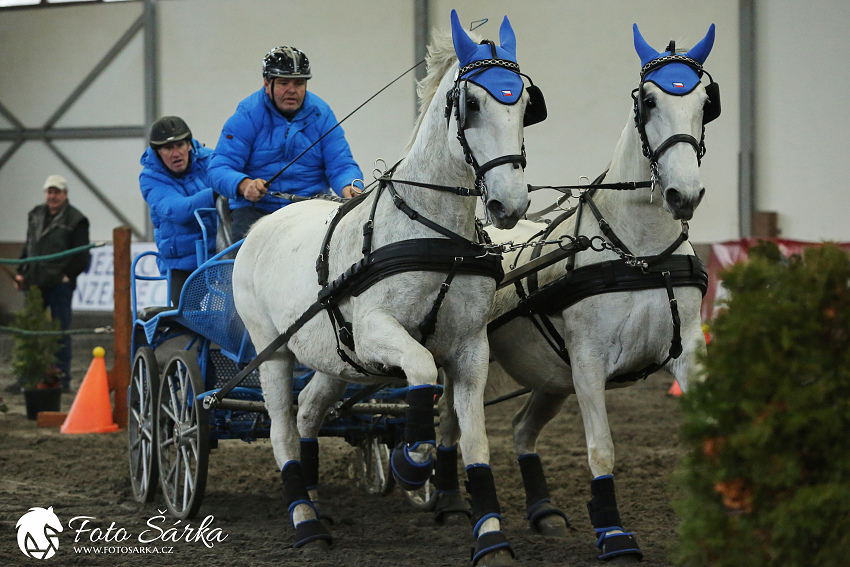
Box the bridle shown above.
[631,46,720,193]
[443,40,546,209]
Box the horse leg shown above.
[446,338,523,567]
[355,315,439,489]
[296,372,349,526]
[432,370,471,524]
[259,351,332,551]
[512,390,570,537]
[572,360,642,562]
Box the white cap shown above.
[43,175,68,192]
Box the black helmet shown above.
[263,46,312,80]
[149,116,192,148]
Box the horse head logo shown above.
[16,506,63,559]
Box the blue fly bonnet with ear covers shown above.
[451,9,524,105]
[634,23,715,95]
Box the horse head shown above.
[445,9,535,228]
[633,24,718,221]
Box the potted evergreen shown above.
[12,286,64,419]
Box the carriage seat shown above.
[135,305,175,322]
[215,193,233,253]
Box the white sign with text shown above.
[73,243,168,312]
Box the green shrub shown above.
[12,286,62,389]
[672,242,850,567]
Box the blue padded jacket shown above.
[139,139,216,273]
[207,88,363,212]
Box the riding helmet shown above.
[149,116,192,148]
[262,46,312,80]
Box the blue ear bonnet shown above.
[634,23,715,95]
[451,9,524,104]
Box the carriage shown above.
[126,208,438,520]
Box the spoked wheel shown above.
[156,351,209,519]
[401,475,438,511]
[356,436,395,496]
[128,347,159,503]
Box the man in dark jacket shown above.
[208,46,364,240]
[139,116,216,307]
[15,175,90,391]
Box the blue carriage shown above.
[126,209,435,519]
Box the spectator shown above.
[139,116,216,307]
[15,175,90,391]
[208,46,364,241]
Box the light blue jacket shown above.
[207,88,363,212]
[139,139,216,273]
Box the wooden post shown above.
[111,226,132,427]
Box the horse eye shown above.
[644,97,656,109]
[466,98,480,112]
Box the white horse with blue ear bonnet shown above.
[435,23,717,563]
[233,9,538,565]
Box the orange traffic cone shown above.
[61,347,119,434]
[667,379,683,397]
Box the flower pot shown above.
[23,387,62,420]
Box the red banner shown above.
[702,238,850,322]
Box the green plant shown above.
[672,242,850,567]
[12,286,62,389]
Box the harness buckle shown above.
[457,186,471,197]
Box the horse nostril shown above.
[665,188,683,209]
[487,200,507,219]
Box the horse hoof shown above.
[533,515,569,538]
[434,492,471,526]
[527,500,570,537]
[473,549,524,567]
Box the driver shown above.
[208,46,364,241]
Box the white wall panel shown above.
[430,1,740,244]
[0,1,145,241]
[754,0,850,241]
[157,0,416,188]
[1,1,848,246]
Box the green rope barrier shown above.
[0,326,114,336]
[0,241,109,265]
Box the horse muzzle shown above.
[664,186,705,221]
[487,196,529,229]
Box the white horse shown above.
[460,24,717,562]
[233,10,537,566]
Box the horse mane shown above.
[404,28,482,153]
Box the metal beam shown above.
[413,0,430,114]
[0,100,25,131]
[739,0,756,238]
[143,0,159,239]
[43,13,145,130]
[0,126,146,142]
[44,139,144,239]
[0,139,24,170]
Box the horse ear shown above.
[499,15,517,56]
[686,23,716,64]
[633,23,660,67]
[451,9,479,66]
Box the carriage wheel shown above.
[128,347,159,503]
[401,476,438,511]
[356,436,395,496]
[156,351,209,519]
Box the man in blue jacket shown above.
[208,46,364,241]
[139,116,216,307]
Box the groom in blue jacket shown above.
[208,46,364,241]
[139,116,216,307]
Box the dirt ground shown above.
[0,330,685,567]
